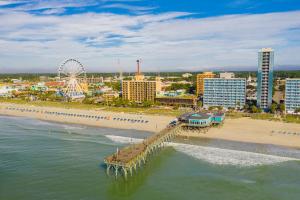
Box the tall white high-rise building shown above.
[257,48,274,110]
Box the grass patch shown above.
[226,112,248,119]
[284,114,300,124]
[0,98,101,110]
[103,106,183,116]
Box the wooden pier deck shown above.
[104,123,182,179]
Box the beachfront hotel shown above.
[196,72,216,96]
[257,48,274,110]
[285,79,300,114]
[122,60,161,103]
[203,78,246,108]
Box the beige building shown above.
[196,72,216,96]
[122,60,161,103]
[103,92,119,102]
[220,72,235,79]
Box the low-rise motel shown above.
[179,112,225,128]
[285,78,300,114]
[203,78,246,109]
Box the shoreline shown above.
[0,103,174,133]
[1,102,300,149]
[177,118,300,149]
[175,135,300,150]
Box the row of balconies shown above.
[205,88,246,90]
[204,94,245,96]
[285,98,300,101]
[285,92,300,95]
[204,99,245,102]
[204,100,245,102]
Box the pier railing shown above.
[104,123,182,179]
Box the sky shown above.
[0,0,300,73]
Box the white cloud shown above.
[0,0,27,6]
[101,3,157,14]
[39,7,65,15]
[0,9,299,72]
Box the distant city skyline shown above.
[0,0,300,73]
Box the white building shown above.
[182,73,193,78]
[257,48,274,110]
[220,72,235,79]
[285,79,300,114]
[0,86,16,97]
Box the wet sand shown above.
[177,118,300,148]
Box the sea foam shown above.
[105,135,299,167]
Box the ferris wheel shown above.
[58,59,86,99]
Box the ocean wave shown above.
[105,135,299,167]
[105,135,143,144]
[170,143,298,167]
[56,137,113,146]
[62,124,85,130]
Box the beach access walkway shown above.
[104,123,182,179]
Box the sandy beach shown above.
[0,103,174,133]
[1,102,300,148]
[178,118,300,148]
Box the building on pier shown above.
[178,112,225,127]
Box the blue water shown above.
[1,115,300,200]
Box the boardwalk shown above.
[104,123,182,179]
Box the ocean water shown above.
[1,115,300,200]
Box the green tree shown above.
[82,97,94,104]
[278,104,285,113]
[236,101,241,108]
[270,103,277,113]
[142,100,154,108]
[113,98,129,107]
[246,85,255,90]
[278,85,285,92]
[197,101,202,108]
[251,105,258,113]
[244,104,250,111]
[105,82,121,91]
[166,83,191,91]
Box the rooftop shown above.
[260,48,274,52]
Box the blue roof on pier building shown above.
[179,112,225,127]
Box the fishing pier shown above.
[104,124,182,179]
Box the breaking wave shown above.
[170,143,298,166]
[105,135,299,167]
[105,135,143,144]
